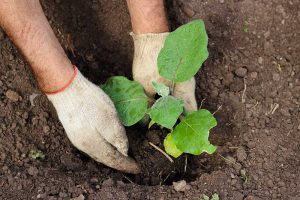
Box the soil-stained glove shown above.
[131,32,197,112]
[47,67,141,174]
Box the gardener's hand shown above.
[131,32,197,112]
[47,68,141,174]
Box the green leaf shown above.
[148,96,184,129]
[202,195,210,200]
[211,193,220,200]
[164,134,183,158]
[29,150,45,160]
[152,81,170,97]
[148,120,155,129]
[101,76,148,126]
[158,20,209,82]
[171,109,217,155]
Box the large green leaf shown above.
[157,20,209,82]
[148,96,184,129]
[164,134,183,158]
[171,109,217,155]
[101,76,148,126]
[152,81,170,97]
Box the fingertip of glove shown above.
[132,164,142,174]
[117,155,141,174]
[125,161,141,174]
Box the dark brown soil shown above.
[1,0,300,199]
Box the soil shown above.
[0,0,300,199]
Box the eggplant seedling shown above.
[101,20,217,158]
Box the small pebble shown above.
[235,67,247,77]
[28,166,38,176]
[71,194,85,200]
[173,180,188,192]
[5,90,20,102]
[233,163,242,173]
[272,73,280,81]
[43,125,50,133]
[29,93,39,106]
[231,179,237,185]
[223,72,234,86]
[244,195,256,200]
[225,156,236,166]
[232,191,244,200]
[240,169,246,176]
[90,177,99,184]
[258,57,263,64]
[264,31,270,38]
[267,179,274,188]
[180,4,195,17]
[278,181,285,187]
[37,193,47,199]
[247,141,256,148]
[236,147,247,162]
[102,178,114,187]
[230,173,235,179]
[59,192,68,198]
[250,72,258,79]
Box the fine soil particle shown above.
[1,0,300,199]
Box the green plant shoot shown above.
[101,19,217,159]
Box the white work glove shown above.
[131,32,197,112]
[47,68,140,174]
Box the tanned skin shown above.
[0,0,169,93]
[0,0,74,93]
[127,0,169,34]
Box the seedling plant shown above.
[101,20,217,158]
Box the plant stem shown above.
[149,142,174,163]
[179,115,185,121]
[170,80,175,95]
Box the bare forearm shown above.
[0,0,73,93]
[126,0,169,34]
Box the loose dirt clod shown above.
[71,194,85,200]
[102,178,115,187]
[146,130,161,145]
[235,67,248,77]
[29,93,39,106]
[173,180,189,192]
[5,90,19,102]
[244,196,257,200]
[236,147,247,162]
[179,4,195,17]
[28,166,39,176]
